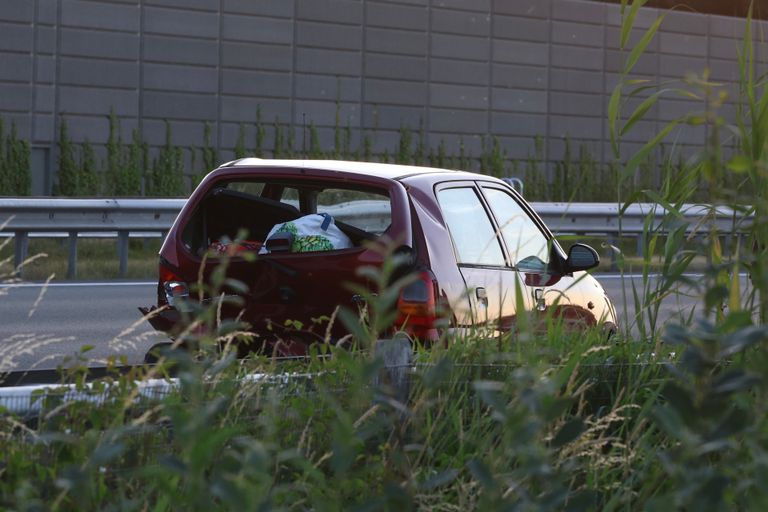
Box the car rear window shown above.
[182,178,392,256]
[316,188,391,235]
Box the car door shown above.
[479,184,592,329]
[435,184,528,331]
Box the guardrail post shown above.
[118,230,129,277]
[13,230,29,275]
[607,236,618,271]
[373,334,413,408]
[67,231,78,279]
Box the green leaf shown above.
[624,14,664,76]
[620,121,678,183]
[467,459,497,491]
[620,0,647,50]
[711,370,761,395]
[338,306,369,343]
[608,85,623,158]
[620,92,660,136]
[716,325,768,358]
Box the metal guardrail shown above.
[0,198,751,278]
[0,198,185,278]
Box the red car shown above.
[141,159,617,355]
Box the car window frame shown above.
[178,169,412,262]
[476,181,569,271]
[434,181,510,269]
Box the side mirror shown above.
[566,243,599,272]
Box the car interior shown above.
[181,180,389,256]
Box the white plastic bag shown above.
[260,213,353,253]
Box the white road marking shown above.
[0,281,155,289]
[596,273,749,279]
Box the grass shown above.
[2,1,768,510]
[0,237,161,281]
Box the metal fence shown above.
[0,197,751,278]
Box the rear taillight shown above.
[158,259,189,310]
[396,270,440,342]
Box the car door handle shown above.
[533,288,547,311]
[476,287,488,307]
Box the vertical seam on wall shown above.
[52,0,62,192]
[291,0,298,146]
[426,0,433,151]
[487,0,493,141]
[545,0,554,170]
[138,0,144,138]
[31,0,39,144]
[216,0,223,156]
[601,1,608,171]
[705,13,710,151]
[655,7,661,157]
[361,0,367,148]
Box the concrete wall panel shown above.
[144,35,218,66]
[0,22,33,52]
[431,83,488,109]
[221,13,292,44]
[62,0,139,32]
[143,63,217,94]
[223,0,294,18]
[0,84,32,111]
[367,27,426,56]
[493,39,548,66]
[492,63,547,89]
[61,28,139,60]
[491,112,547,137]
[59,57,138,88]
[58,86,137,116]
[0,53,32,82]
[143,91,217,120]
[221,42,292,71]
[362,104,426,130]
[431,58,488,85]
[367,53,427,81]
[0,0,759,193]
[295,74,361,102]
[366,2,427,30]
[551,21,604,47]
[430,108,487,134]
[431,8,490,37]
[222,69,291,97]
[296,47,361,76]
[365,79,426,106]
[495,0,550,19]
[492,88,547,113]
[493,15,549,42]
[296,21,362,51]
[0,0,34,23]
[296,0,363,25]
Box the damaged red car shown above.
[141,159,617,355]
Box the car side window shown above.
[437,187,505,266]
[483,187,550,270]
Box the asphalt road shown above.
[0,274,752,372]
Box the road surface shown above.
[0,274,752,372]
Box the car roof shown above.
[218,158,482,181]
